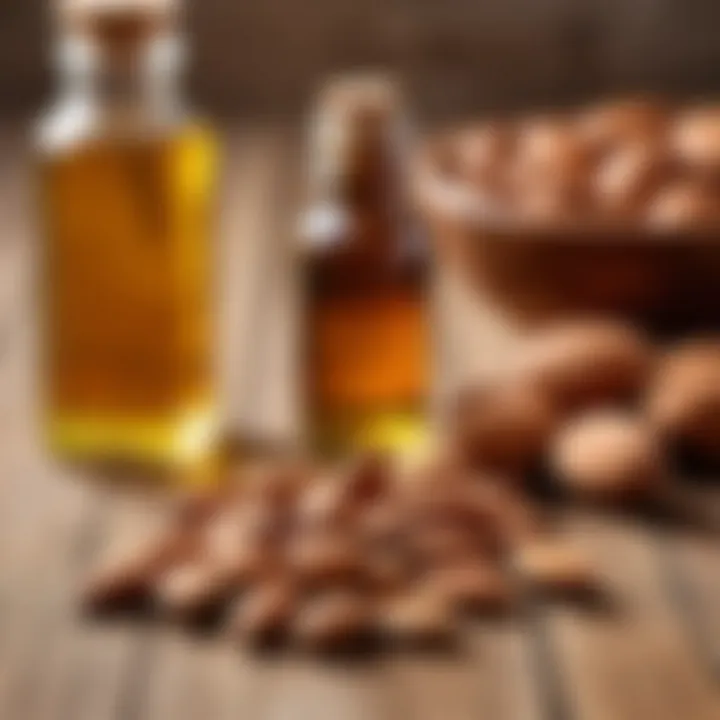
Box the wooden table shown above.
[1,125,719,720]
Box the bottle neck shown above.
[55,33,184,130]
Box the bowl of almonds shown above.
[415,98,720,329]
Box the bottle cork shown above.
[57,0,177,48]
[314,74,402,171]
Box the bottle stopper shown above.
[57,0,177,48]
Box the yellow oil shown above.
[39,123,218,468]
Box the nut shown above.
[551,410,663,502]
[81,522,198,613]
[341,451,392,505]
[380,589,457,648]
[408,523,481,568]
[287,530,364,590]
[670,106,720,173]
[454,122,515,196]
[646,338,720,461]
[470,478,545,549]
[520,320,652,412]
[365,549,412,596]
[645,181,720,230]
[593,142,671,217]
[204,507,281,586]
[512,117,591,211]
[168,487,230,529]
[296,475,355,531]
[242,458,311,510]
[400,481,500,550]
[155,562,231,622]
[453,382,557,478]
[578,98,667,154]
[227,580,295,647]
[293,591,373,651]
[513,538,597,596]
[426,561,512,615]
[359,499,406,548]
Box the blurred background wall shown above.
[1,0,720,120]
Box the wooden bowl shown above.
[414,138,720,333]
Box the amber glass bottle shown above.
[37,0,218,469]
[301,78,430,456]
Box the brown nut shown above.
[578,98,667,154]
[519,320,652,412]
[645,180,720,230]
[400,479,499,544]
[670,106,720,174]
[646,339,720,461]
[204,506,281,584]
[81,522,198,613]
[241,458,311,510]
[287,530,364,590]
[168,486,231,529]
[453,382,557,478]
[470,478,546,549]
[454,121,515,195]
[593,142,672,217]
[551,411,664,503]
[518,118,589,178]
[365,549,413,596]
[393,439,468,497]
[154,562,231,622]
[408,523,482,568]
[231,498,293,549]
[426,561,512,615]
[296,475,355,531]
[513,538,597,596]
[380,590,457,649]
[203,505,250,558]
[227,580,295,647]
[212,541,273,591]
[341,451,392,505]
[293,591,374,652]
[359,499,413,559]
[512,117,591,210]
[401,477,511,557]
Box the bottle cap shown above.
[57,0,177,46]
[319,73,401,125]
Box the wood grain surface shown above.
[0,126,718,720]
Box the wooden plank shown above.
[0,467,101,720]
[218,125,300,444]
[138,636,277,720]
[259,656,390,720]
[654,487,720,681]
[10,493,147,720]
[386,622,544,720]
[242,126,303,444]
[545,510,720,720]
[0,329,162,720]
[55,495,180,720]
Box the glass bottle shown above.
[301,76,430,457]
[36,0,218,470]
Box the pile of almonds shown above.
[83,319,720,654]
[83,454,594,653]
[436,99,720,230]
